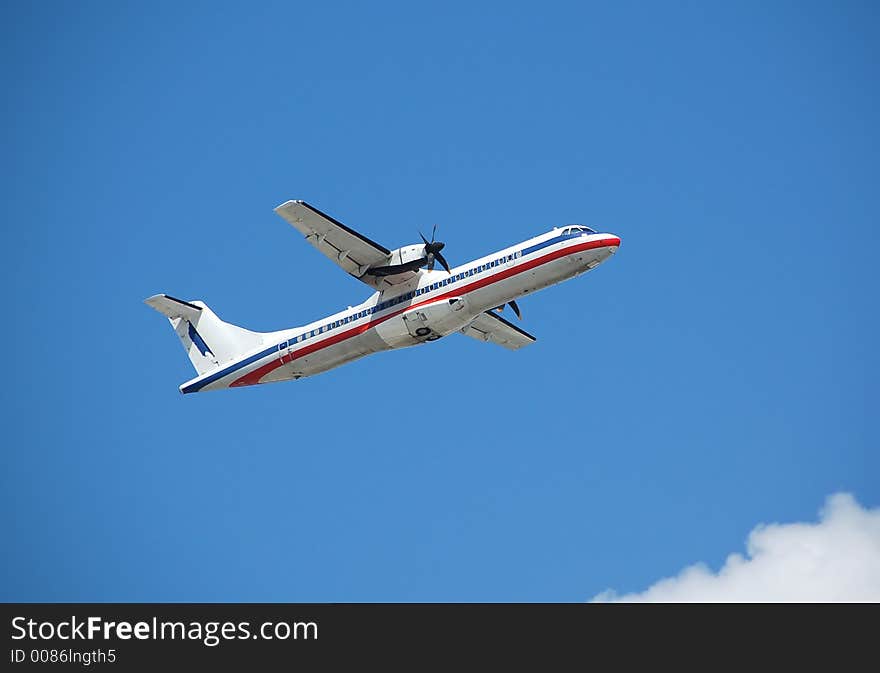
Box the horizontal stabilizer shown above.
[145,294,203,322]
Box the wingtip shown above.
[274,199,305,212]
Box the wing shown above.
[274,200,418,288]
[460,311,537,350]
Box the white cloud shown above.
[593,493,880,602]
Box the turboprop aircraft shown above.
[146,200,621,393]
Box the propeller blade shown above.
[434,250,451,274]
[431,223,437,243]
[509,300,522,319]
[427,252,435,270]
[420,231,429,246]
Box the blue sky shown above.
[2,1,877,601]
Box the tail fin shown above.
[145,294,265,375]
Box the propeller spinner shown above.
[420,224,451,274]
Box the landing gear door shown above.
[403,311,431,339]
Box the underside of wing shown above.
[461,311,537,350]
[274,200,420,288]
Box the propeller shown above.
[419,224,451,274]
[493,300,522,320]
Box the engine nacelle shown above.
[367,244,427,277]
[390,244,426,266]
[374,297,470,347]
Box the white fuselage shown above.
[181,227,620,393]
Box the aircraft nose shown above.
[606,234,621,253]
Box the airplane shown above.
[146,200,621,393]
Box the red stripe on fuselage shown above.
[230,237,619,387]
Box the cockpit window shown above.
[563,225,598,235]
